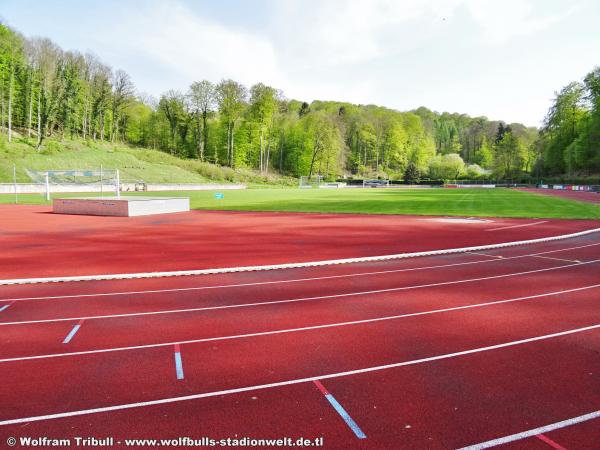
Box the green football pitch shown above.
[1,188,598,219]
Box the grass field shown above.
[1,188,598,219]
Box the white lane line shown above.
[62,320,84,344]
[313,380,366,439]
[2,259,599,327]
[1,323,599,426]
[533,255,581,264]
[457,409,600,449]
[3,242,600,304]
[1,283,598,363]
[486,221,548,231]
[2,227,598,285]
[467,252,503,259]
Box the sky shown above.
[1,0,598,127]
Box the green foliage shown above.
[465,164,488,179]
[428,154,465,180]
[493,131,524,178]
[537,69,600,176]
[2,21,596,181]
[403,161,421,183]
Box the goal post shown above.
[299,175,323,189]
[26,168,120,200]
[362,179,390,188]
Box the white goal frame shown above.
[27,168,120,200]
[362,179,390,188]
[299,175,323,189]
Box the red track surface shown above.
[517,187,600,204]
[0,222,599,449]
[0,205,598,280]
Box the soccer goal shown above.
[27,168,120,200]
[362,179,390,188]
[299,175,323,189]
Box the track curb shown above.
[2,227,599,285]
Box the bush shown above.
[403,162,421,183]
[40,140,62,155]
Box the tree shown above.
[89,59,112,142]
[494,131,523,178]
[403,161,421,183]
[159,90,186,154]
[188,80,215,160]
[495,122,511,144]
[110,69,134,142]
[215,79,247,167]
[541,82,585,174]
[249,83,279,172]
[300,112,342,179]
[428,154,465,180]
[473,136,493,168]
[298,101,310,117]
[0,25,23,143]
[30,38,61,149]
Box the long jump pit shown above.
[52,196,190,217]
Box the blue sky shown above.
[1,0,598,126]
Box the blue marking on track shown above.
[324,393,367,439]
[0,305,10,313]
[174,351,184,380]
[62,324,81,344]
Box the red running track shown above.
[0,205,598,280]
[0,232,599,449]
[517,187,600,204]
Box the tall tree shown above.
[158,90,186,154]
[216,79,247,167]
[494,131,523,178]
[188,80,215,161]
[110,69,134,142]
[249,83,279,172]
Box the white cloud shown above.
[269,0,462,67]
[109,1,286,92]
[75,0,591,125]
[464,0,578,44]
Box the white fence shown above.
[0,183,247,194]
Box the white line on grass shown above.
[1,323,599,426]
[486,221,548,231]
[1,283,598,363]
[457,410,600,449]
[3,242,599,304]
[1,228,597,285]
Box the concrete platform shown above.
[52,196,190,217]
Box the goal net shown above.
[27,168,120,200]
[299,175,323,189]
[362,179,390,188]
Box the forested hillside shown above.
[0,22,597,182]
[538,69,600,177]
